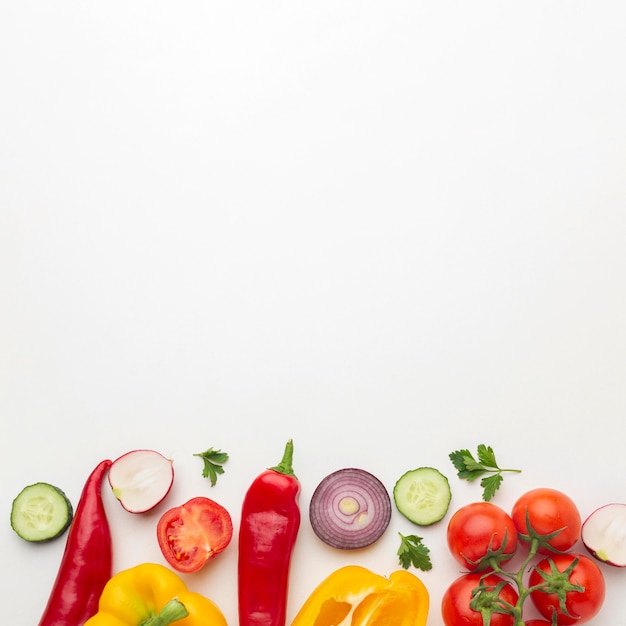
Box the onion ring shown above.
[309,467,392,549]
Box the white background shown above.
[2,2,626,624]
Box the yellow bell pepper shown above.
[289,565,429,626]
[84,562,227,626]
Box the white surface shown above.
[2,2,626,624]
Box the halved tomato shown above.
[157,496,233,573]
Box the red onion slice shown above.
[309,467,392,549]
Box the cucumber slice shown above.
[10,482,73,542]
[393,467,451,526]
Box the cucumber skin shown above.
[10,482,74,543]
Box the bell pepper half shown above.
[83,562,227,626]
[289,565,429,626]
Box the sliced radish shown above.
[309,467,392,549]
[582,503,626,567]
[109,450,174,513]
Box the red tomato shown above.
[524,621,552,625]
[529,552,605,625]
[511,488,581,554]
[157,496,233,573]
[441,572,518,626]
[447,502,518,570]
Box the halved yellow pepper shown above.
[289,565,429,626]
[84,562,227,626]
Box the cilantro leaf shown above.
[397,533,432,571]
[194,447,229,486]
[449,444,521,501]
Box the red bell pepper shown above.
[238,439,301,626]
[39,459,113,626]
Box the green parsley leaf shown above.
[481,473,503,502]
[194,447,229,487]
[397,533,432,571]
[449,444,521,501]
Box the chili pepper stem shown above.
[270,439,296,478]
[139,598,188,626]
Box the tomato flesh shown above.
[157,496,233,573]
[511,488,581,554]
[447,502,518,570]
[529,552,605,625]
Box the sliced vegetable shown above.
[290,565,429,626]
[157,496,233,573]
[194,447,229,487]
[238,439,301,626]
[582,503,626,567]
[449,444,521,501]
[309,467,391,549]
[109,449,174,513]
[39,459,113,626]
[84,562,227,626]
[393,466,451,526]
[10,482,73,542]
[397,532,432,571]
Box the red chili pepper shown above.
[39,459,113,626]
[238,439,301,626]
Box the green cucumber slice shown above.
[10,482,73,542]
[393,467,451,526]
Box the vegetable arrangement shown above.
[10,440,626,626]
[441,489,606,625]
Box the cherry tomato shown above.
[447,502,518,570]
[511,488,581,554]
[157,496,233,573]
[529,552,605,625]
[441,572,518,626]
[524,621,552,625]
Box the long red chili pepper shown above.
[238,439,301,626]
[39,458,113,626]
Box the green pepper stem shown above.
[270,439,297,478]
[139,598,189,626]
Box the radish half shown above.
[582,503,626,567]
[109,450,174,513]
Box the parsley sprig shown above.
[397,533,432,571]
[449,444,521,501]
[194,447,229,486]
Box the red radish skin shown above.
[582,503,626,567]
[109,450,174,513]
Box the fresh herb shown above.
[449,444,521,501]
[397,533,432,571]
[194,447,229,486]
